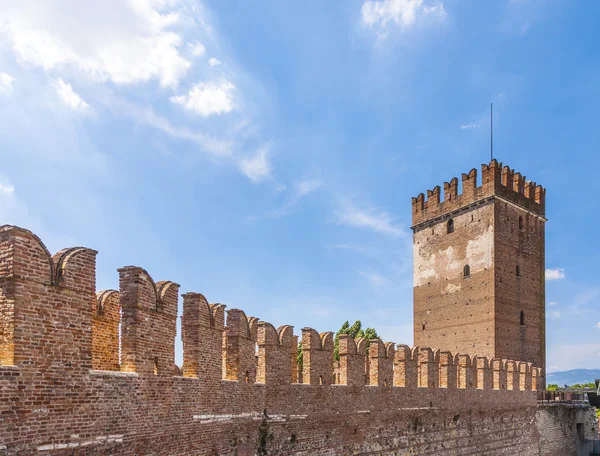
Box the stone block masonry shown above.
[0,224,562,455]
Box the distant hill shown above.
[546,369,600,387]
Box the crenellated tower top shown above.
[411,159,546,229]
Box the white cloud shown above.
[240,146,271,183]
[596,322,600,329]
[549,343,600,372]
[360,271,387,286]
[548,311,561,320]
[170,80,235,117]
[53,78,89,112]
[189,41,205,57]
[209,57,222,67]
[0,72,15,93]
[546,268,565,281]
[0,0,191,87]
[1,1,275,184]
[110,99,233,157]
[361,0,446,31]
[460,120,479,130]
[249,177,323,220]
[0,183,15,193]
[295,178,323,197]
[548,301,558,306]
[335,203,404,237]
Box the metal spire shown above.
[490,103,493,161]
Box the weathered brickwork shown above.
[535,405,600,456]
[0,224,553,455]
[412,160,546,371]
[92,290,120,371]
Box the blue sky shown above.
[1,0,599,372]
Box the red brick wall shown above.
[413,160,546,371]
[414,202,496,357]
[494,199,546,369]
[0,225,548,455]
[93,290,120,371]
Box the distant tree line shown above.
[546,382,596,391]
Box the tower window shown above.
[463,265,470,278]
[516,265,521,278]
[447,219,454,234]
[519,216,524,231]
[520,311,525,326]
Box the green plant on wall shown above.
[297,320,379,368]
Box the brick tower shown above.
[411,160,546,370]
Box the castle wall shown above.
[494,199,546,369]
[535,405,600,456]
[0,224,551,455]
[413,202,496,358]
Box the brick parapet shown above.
[0,225,546,454]
[412,159,546,229]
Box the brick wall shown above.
[412,160,546,370]
[0,224,551,455]
[535,405,599,456]
[413,202,496,358]
[494,199,546,368]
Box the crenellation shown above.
[93,290,120,371]
[338,335,366,386]
[210,302,226,329]
[301,328,334,385]
[513,172,525,195]
[412,160,546,228]
[506,360,519,391]
[439,351,457,389]
[412,192,425,215]
[256,322,295,384]
[368,339,394,387]
[481,158,502,192]
[457,354,476,389]
[417,347,439,388]
[247,315,259,340]
[0,225,53,285]
[52,247,98,293]
[476,356,493,390]
[426,185,441,209]
[492,358,507,390]
[0,226,98,372]
[535,184,545,206]
[443,177,458,203]
[0,223,554,455]
[531,367,543,391]
[223,309,256,383]
[520,362,533,392]
[118,267,179,376]
[524,180,535,199]
[394,344,418,389]
[502,165,515,189]
[181,292,225,382]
